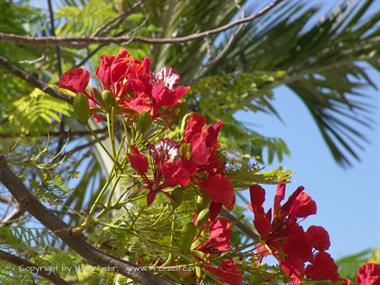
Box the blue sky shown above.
[236,68,379,259]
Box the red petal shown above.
[95,55,115,89]
[305,252,339,282]
[147,190,157,206]
[282,226,313,262]
[197,218,232,253]
[289,192,317,218]
[254,214,272,237]
[280,258,305,285]
[162,160,194,187]
[58,67,89,94]
[184,113,206,143]
[190,132,211,166]
[200,174,235,211]
[206,120,223,147]
[208,259,242,285]
[274,182,286,209]
[306,226,331,251]
[209,203,223,222]
[128,145,148,176]
[249,185,266,212]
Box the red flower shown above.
[306,226,330,251]
[249,183,340,284]
[128,146,148,176]
[207,259,242,285]
[200,174,235,211]
[151,67,190,112]
[281,225,313,262]
[356,263,380,285]
[58,67,89,94]
[280,258,305,285]
[305,252,339,282]
[162,159,194,187]
[59,48,189,121]
[197,218,232,253]
[128,139,195,205]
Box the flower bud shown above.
[101,90,115,105]
[196,208,210,227]
[73,93,90,123]
[91,87,104,105]
[196,195,208,211]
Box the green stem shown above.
[87,166,116,218]
[161,210,176,266]
[86,122,115,162]
[106,174,121,207]
[106,109,117,158]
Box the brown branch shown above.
[0,56,73,104]
[0,0,284,48]
[0,128,108,139]
[0,154,175,285]
[0,249,70,285]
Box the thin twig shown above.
[191,1,247,83]
[0,0,284,48]
[47,0,65,155]
[0,195,11,204]
[52,134,108,163]
[1,204,25,226]
[220,208,259,240]
[0,249,71,285]
[92,0,145,37]
[47,0,62,77]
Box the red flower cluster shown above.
[250,183,341,285]
[58,48,189,120]
[356,263,380,285]
[128,113,235,210]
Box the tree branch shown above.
[0,128,107,138]
[0,56,73,104]
[0,249,70,285]
[0,154,175,285]
[0,0,284,48]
